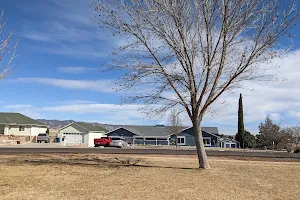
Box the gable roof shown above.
[107,127,141,136]
[0,112,47,126]
[113,125,172,137]
[74,122,108,132]
[111,125,218,137]
[201,127,219,135]
[180,126,219,136]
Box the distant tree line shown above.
[235,94,300,152]
[235,116,300,151]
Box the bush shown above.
[285,146,293,153]
[294,147,300,153]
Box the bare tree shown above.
[0,9,18,80]
[282,126,300,148]
[92,0,300,168]
[167,109,183,149]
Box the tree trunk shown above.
[193,120,210,169]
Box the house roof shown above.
[0,112,47,126]
[201,127,219,135]
[75,122,108,132]
[111,125,218,137]
[112,125,173,137]
[180,126,219,136]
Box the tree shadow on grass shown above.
[4,156,199,170]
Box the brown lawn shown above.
[0,154,299,200]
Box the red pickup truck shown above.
[94,137,112,147]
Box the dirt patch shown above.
[0,154,299,200]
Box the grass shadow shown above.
[3,156,199,170]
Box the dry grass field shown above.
[0,154,299,200]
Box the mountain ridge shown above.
[37,119,115,131]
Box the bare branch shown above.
[91,0,300,168]
[0,9,18,80]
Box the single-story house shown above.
[218,137,240,148]
[107,124,239,148]
[171,127,240,148]
[58,122,108,147]
[107,125,171,145]
[0,112,48,136]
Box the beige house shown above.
[58,122,108,147]
[0,112,48,136]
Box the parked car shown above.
[94,137,112,147]
[109,137,128,148]
[36,133,50,143]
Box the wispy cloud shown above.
[201,50,300,132]
[43,103,153,125]
[14,78,118,93]
[43,103,144,113]
[3,104,42,119]
[18,0,118,58]
[21,21,107,43]
[58,67,99,74]
[61,100,98,104]
[5,105,32,109]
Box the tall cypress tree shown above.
[236,93,245,148]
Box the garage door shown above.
[63,133,83,144]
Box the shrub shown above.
[294,147,300,153]
[285,146,293,153]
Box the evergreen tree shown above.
[235,93,245,148]
[244,131,256,148]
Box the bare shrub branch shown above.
[0,9,18,80]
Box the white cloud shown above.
[200,50,300,132]
[5,105,32,109]
[14,78,118,93]
[58,67,99,74]
[43,103,143,113]
[39,43,111,58]
[18,1,119,58]
[11,50,300,133]
[3,105,42,119]
[61,100,98,105]
[21,22,85,42]
[43,103,150,125]
[20,110,43,120]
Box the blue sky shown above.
[1,0,300,134]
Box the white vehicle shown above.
[109,137,128,148]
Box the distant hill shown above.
[37,119,115,131]
[37,119,75,129]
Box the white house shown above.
[58,122,108,147]
[0,112,48,136]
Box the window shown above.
[177,136,185,145]
[19,126,25,131]
[112,137,123,140]
[134,137,144,140]
[203,137,211,146]
[145,138,156,141]
[157,138,168,141]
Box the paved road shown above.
[0,147,300,159]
